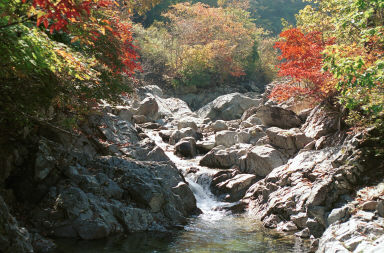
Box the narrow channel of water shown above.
[54,129,309,252]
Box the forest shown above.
[1,0,382,134]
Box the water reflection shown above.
[54,215,309,253]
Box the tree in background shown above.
[136,2,266,87]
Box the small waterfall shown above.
[145,130,227,218]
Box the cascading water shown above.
[144,129,227,217]
[54,128,309,253]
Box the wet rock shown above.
[31,155,198,240]
[211,120,228,132]
[219,201,248,213]
[172,182,197,214]
[31,233,56,253]
[254,105,302,129]
[175,137,197,158]
[197,93,262,121]
[75,219,110,240]
[239,145,287,177]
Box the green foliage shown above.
[296,0,384,128]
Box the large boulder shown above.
[212,173,258,202]
[177,121,198,131]
[196,139,216,154]
[210,120,228,132]
[169,127,202,145]
[174,137,197,158]
[136,85,164,99]
[301,104,339,139]
[265,127,313,156]
[199,144,251,169]
[197,93,262,121]
[156,97,196,120]
[215,130,238,148]
[254,105,302,129]
[136,97,159,120]
[239,145,288,176]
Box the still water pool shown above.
[54,214,309,253]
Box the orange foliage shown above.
[23,0,140,76]
[270,28,335,102]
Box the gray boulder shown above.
[199,145,251,169]
[175,137,197,158]
[301,104,339,139]
[239,145,287,176]
[133,115,150,124]
[177,121,198,131]
[215,130,237,148]
[211,120,228,132]
[136,97,159,120]
[169,127,202,145]
[265,127,313,156]
[254,105,302,129]
[196,139,216,153]
[197,93,262,121]
[212,173,258,202]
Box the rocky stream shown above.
[1,84,383,253]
